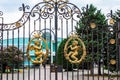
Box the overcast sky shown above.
[0,0,120,23]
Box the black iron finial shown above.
[19,3,30,12]
[110,10,113,17]
[22,3,25,12]
[0,11,3,16]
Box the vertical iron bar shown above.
[12,29,15,80]
[50,19,51,80]
[44,18,47,80]
[39,68,41,80]
[97,25,100,80]
[33,20,36,80]
[117,21,120,80]
[81,25,84,80]
[18,24,20,80]
[34,20,36,31]
[6,30,9,80]
[71,17,73,32]
[71,18,75,80]
[66,19,69,80]
[61,17,63,80]
[34,64,35,80]
[102,25,105,80]
[50,16,52,80]
[117,20,120,80]
[82,61,84,80]
[76,22,79,80]
[71,19,74,80]
[92,28,94,80]
[23,24,25,80]
[86,5,90,80]
[107,28,110,80]
[39,17,41,30]
[39,18,41,80]
[116,20,118,80]
[87,25,89,80]
[77,64,79,80]
[72,64,74,80]
[0,17,3,80]
[28,16,31,80]
[55,2,58,80]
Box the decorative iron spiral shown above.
[0,0,81,30]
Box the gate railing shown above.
[0,0,120,80]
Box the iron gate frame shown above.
[0,0,120,80]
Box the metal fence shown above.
[0,0,120,80]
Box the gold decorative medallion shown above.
[26,32,49,64]
[110,59,116,65]
[110,39,115,44]
[64,33,86,64]
[90,22,96,29]
[109,18,115,25]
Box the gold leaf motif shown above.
[15,22,21,27]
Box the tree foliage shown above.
[1,46,23,68]
[76,4,107,63]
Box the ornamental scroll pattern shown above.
[0,0,81,31]
[0,4,30,31]
[30,1,81,20]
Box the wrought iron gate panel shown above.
[0,0,120,80]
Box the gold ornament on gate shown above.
[15,22,21,28]
[64,33,86,64]
[110,39,115,44]
[110,59,116,65]
[26,32,49,64]
[109,18,115,25]
[90,22,96,29]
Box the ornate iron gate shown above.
[0,0,120,80]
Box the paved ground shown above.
[2,65,120,80]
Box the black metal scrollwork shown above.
[19,4,30,12]
[0,11,3,16]
[30,2,54,19]
[58,2,81,21]
[0,0,81,30]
